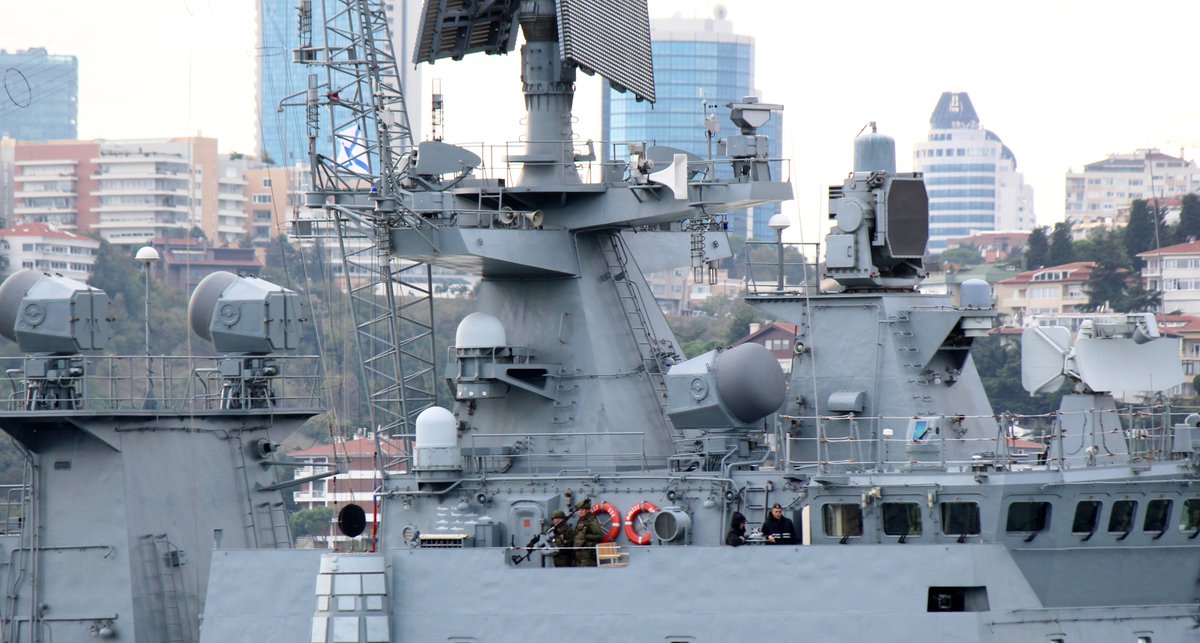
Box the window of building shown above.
[1143,499,1171,533]
[1108,500,1137,534]
[1072,500,1101,534]
[941,502,980,536]
[1006,502,1050,533]
[262,178,272,187]
[1181,499,1200,534]
[881,503,922,537]
[822,504,863,539]
[252,194,272,204]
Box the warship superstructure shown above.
[0,0,1197,641]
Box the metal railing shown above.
[744,241,821,296]
[782,406,1198,474]
[460,430,650,474]
[0,355,324,413]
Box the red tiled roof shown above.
[998,262,1097,285]
[1138,241,1200,257]
[290,437,402,457]
[1158,314,1200,336]
[0,223,95,243]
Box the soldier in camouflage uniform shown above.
[550,510,575,567]
[572,499,603,567]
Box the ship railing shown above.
[461,430,649,474]
[743,241,822,296]
[781,407,1188,473]
[0,355,324,412]
[391,139,791,189]
[0,485,24,535]
[505,542,630,568]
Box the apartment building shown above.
[0,222,98,280]
[1065,149,1200,235]
[995,262,1096,326]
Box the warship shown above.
[0,0,1197,641]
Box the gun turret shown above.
[825,126,929,290]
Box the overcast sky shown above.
[2,0,1198,243]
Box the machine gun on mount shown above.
[511,499,589,566]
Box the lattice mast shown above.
[296,0,435,450]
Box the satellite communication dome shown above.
[455,312,507,348]
[415,406,458,448]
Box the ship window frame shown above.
[1107,500,1138,534]
[1072,500,1102,534]
[881,502,923,538]
[1005,501,1051,533]
[1142,499,1172,533]
[940,502,981,536]
[821,503,864,540]
[1182,499,1200,534]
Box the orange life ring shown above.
[591,502,622,543]
[623,501,660,545]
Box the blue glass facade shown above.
[0,48,78,142]
[257,0,309,167]
[601,30,781,240]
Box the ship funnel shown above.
[853,123,896,174]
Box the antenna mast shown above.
[294,0,435,453]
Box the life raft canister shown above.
[590,502,622,543]
[623,501,660,545]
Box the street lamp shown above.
[768,213,790,292]
[135,246,159,408]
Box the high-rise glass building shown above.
[0,48,78,142]
[256,0,422,167]
[601,9,782,240]
[913,92,1034,252]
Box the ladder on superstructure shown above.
[600,232,680,439]
[295,0,435,455]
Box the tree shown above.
[1124,199,1161,267]
[1024,227,1049,268]
[1073,228,1126,267]
[1084,259,1158,312]
[939,246,984,267]
[1048,222,1075,266]
[969,336,1061,417]
[1179,193,1200,243]
[289,506,335,542]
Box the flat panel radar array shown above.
[884,179,930,258]
[556,0,655,102]
[414,0,521,63]
[414,0,656,102]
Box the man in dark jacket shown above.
[725,511,747,546]
[762,503,796,544]
[573,499,603,566]
[550,510,575,567]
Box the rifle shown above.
[510,502,586,566]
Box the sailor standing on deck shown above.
[725,511,748,547]
[762,503,796,544]
[573,499,603,566]
[550,510,575,567]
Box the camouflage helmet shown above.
[576,498,592,510]
[551,510,566,519]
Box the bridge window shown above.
[1072,501,1101,534]
[822,504,863,539]
[1182,499,1200,534]
[940,502,980,536]
[881,503,923,537]
[1143,499,1171,532]
[1006,501,1050,533]
[1107,500,1137,533]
